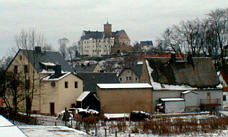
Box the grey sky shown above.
[0,0,228,58]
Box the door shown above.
[50,102,55,115]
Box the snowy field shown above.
[5,113,228,137]
[18,126,91,137]
[17,125,228,137]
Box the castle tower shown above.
[104,22,112,35]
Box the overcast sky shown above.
[0,0,228,58]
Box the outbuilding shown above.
[97,83,153,113]
[159,98,185,113]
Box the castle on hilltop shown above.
[78,22,131,57]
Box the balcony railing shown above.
[200,99,221,106]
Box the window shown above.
[74,81,78,88]
[51,82,55,87]
[19,55,22,60]
[129,77,131,80]
[25,80,30,89]
[65,81,68,88]
[135,78,138,81]
[24,65,28,73]
[119,78,122,81]
[126,77,128,80]
[223,95,227,101]
[14,65,18,73]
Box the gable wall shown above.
[115,31,131,46]
[41,74,83,114]
[6,50,44,112]
[119,69,139,83]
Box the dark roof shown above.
[80,30,124,40]
[20,49,74,72]
[119,64,143,77]
[147,57,219,88]
[112,30,124,37]
[81,31,104,40]
[140,41,153,46]
[131,64,143,77]
[74,64,97,72]
[77,72,119,93]
[49,73,66,79]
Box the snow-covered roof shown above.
[160,98,185,102]
[40,62,56,66]
[77,91,90,102]
[182,90,191,94]
[104,113,129,119]
[0,115,26,137]
[97,83,152,89]
[42,72,71,81]
[146,58,219,89]
[182,90,198,94]
[146,60,197,90]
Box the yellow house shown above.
[6,47,83,115]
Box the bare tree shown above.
[14,29,49,115]
[157,8,228,62]
[207,9,227,63]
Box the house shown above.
[74,63,102,73]
[140,41,153,52]
[118,64,143,83]
[97,83,153,113]
[142,54,223,112]
[219,64,228,110]
[78,22,131,57]
[76,72,119,94]
[76,91,100,111]
[6,47,83,115]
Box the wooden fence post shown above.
[105,128,107,137]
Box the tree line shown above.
[156,8,228,61]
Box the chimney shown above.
[35,46,41,53]
[169,53,176,63]
[54,65,61,76]
[104,22,112,35]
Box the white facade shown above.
[78,37,114,57]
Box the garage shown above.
[160,98,185,113]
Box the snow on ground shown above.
[10,112,228,137]
[18,126,91,137]
[102,130,228,137]
[0,115,27,137]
